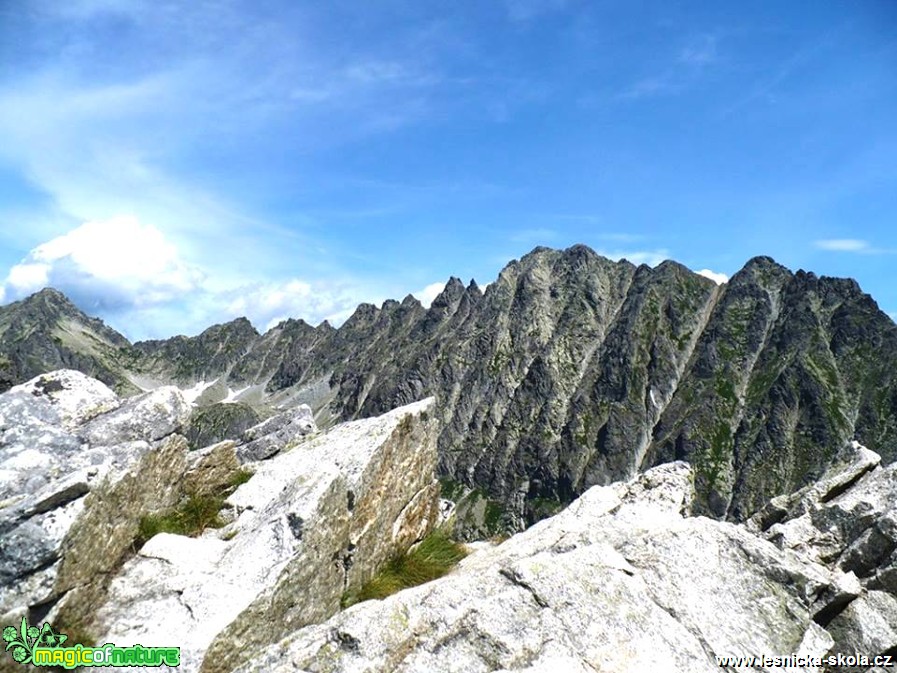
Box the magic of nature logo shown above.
[3,617,180,668]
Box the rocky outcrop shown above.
[3,368,896,672]
[235,403,315,462]
[184,402,262,450]
[0,371,439,671]
[4,247,897,532]
[90,398,438,673]
[235,445,897,673]
[0,370,440,673]
[0,370,196,672]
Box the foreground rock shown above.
[0,370,193,630]
[237,447,897,673]
[0,370,439,673]
[91,397,438,673]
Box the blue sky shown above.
[0,0,895,340]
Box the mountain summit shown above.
[1,245,895,529]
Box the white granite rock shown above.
[91,398,439,673]
[233,462,856,673]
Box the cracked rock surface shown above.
[94,398,439,673]
[236,448,897,673]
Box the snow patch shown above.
[222,387,250,404]
[181,380,216,405]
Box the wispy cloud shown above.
[0,216,397,339]
[721,25,846,117]
[678,35,718,66]
[814,239,893,254]
[0,2,464,336]
[618,33,719,101]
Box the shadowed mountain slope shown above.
[2,245,895,529]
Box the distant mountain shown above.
[3,245,896,530]
[0,288,140,395]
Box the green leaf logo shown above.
[2,619,68,666]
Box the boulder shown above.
[235,403,316,462]
[0,371,194,636]
[762,442,897,588]
[87,398,438,673]
[826,591,897,673]
[233,462,854,673]
[80,385,192,445]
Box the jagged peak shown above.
[401,294,422,309]
[186,316,260,341]
[467,279,482,298]
[742,255,789,274]
[342,302,380,329]
[271,317,314,332]
[728,255,793,287]
[17,286,82,314]
[653,259,700,279]
[431,276,466,309]
[562,243,598,260]
[526,245,555,256]
[30,287,69,301]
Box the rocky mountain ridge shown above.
[2,370,894,672]
[0,370,438,673]
[1,245,896,530]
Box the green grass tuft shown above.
[342,531,467,608]
[135,493,226,549]
[133,467,253,550]
[227,468,254,489]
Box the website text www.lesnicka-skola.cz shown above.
[715,653,894,669]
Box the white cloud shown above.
[697,269,729,285]
[2,215,204,309]
[597,248,671,267]
[814,239,871,252]
[414,281,447,308]
[224,278,363,332]
[0,215,381,339]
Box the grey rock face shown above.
[80,385,191,445]
[4,247,897,532]
[0,370,195,648]
[231,460,867,673]
[88,398,438,673]
[235,403,316,462]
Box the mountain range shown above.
[2,244,895,531]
